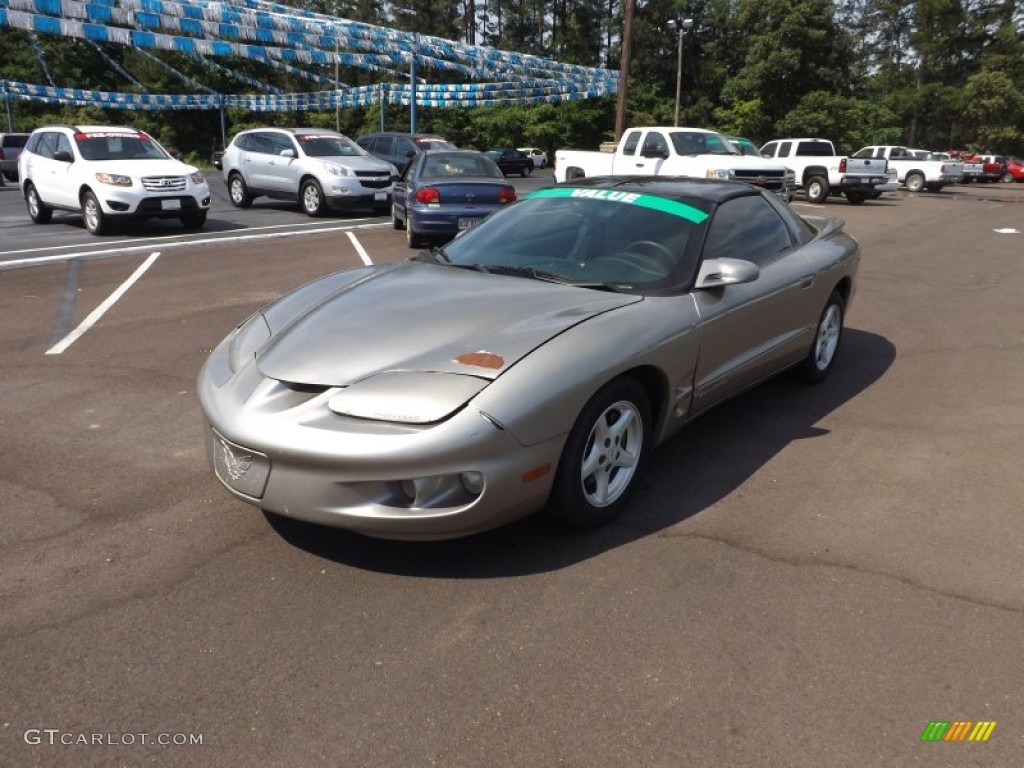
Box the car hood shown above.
[256,261,641,386]
[317,155,393,172]
[96,159,200,176]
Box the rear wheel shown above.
[300,179,326,217]
[406,218,423,248]
[547,378,651,530]
[905,172,925,193]
[799,292,845,383]
[180,211,207,229]
[82,191,108,235]
[391,203,405,230]
[522,164,532,177]
[805,175,830,204]
[25,182,52,223]
[1002,172,1015,183]
[228,174,253,208]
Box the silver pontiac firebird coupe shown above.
[198,177,859,540]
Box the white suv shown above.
[222,127,397,216]
[18,125,211,235]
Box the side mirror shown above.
[279,149,296,158]
[404,149,416,158]
[53,150,73,163]
[693,258,760,289]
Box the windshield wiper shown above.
[485,265,623,292]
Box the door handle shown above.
[800,274,815,289]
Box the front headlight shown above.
[707,169,734,180]
[325,164,354,177]
[95,172,132,186]
[328,371,488,424]
[227,313,272,373]
[190,171,206,184]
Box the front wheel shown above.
[180,211,207,229]
[300,180,326,217]
[82,191,108,235]
[799,292,845,383]
[905,173,925,193]
[25,182,53,223]
[547,378,650,530]
[228,174,253,208]
[522,164,532,177]
[391,202,405,230]
[805,175,830,204]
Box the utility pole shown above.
[614,0,635,141]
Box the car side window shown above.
[55,133,73,157]
[248,133,275,154]
[642,132,668,156]
[37,132,60,159]
[397,139,415,157]
[271,134,296,155]
[621,131,642,156]
[356,136,373,150]
[761,142,778,157]
[702,196,794,267]
[377,136,394,155]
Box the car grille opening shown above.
[281,381,330,395]
[142,176,187,192]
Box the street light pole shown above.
[667,18,693,127]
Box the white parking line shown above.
[45,252,161,355]
[0,221,390,271]
[346,231,373,265]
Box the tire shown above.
[406,217,423,249]
[180,211,207,229]
[905,172,925,193]
[845,190,867,205]
[3,170,17,182]
[1002,172,1015,183]
[391,202,405,230]
[300,179,326,217]
[799,291,845,383]
[547,378,651,530]
[522,164,532,177]
[805,175,830,204]
[228,174,253,208]
[82,190,108,235]
[24,182,53,224]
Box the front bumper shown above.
[100,185,212,218]
[198,347,564,540]
[324,178,393,208]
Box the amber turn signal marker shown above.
[522,463,551,483]
[455,351,504,369]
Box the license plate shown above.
[210,429,270,499]
[849,177,861,184]
[374,192,387,201]
[161,199,181,210]
[458,217,480,230]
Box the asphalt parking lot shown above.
[2,177,1023,767]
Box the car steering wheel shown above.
[623,240,677,271]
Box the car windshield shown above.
[299,135,367,157]
[439,188,711,292]
[729,138,763,157]
[421,153,503,179]
[669,131,741,156]
[75,132,166,160]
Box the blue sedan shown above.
[391,150,517,248]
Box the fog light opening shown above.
[400,479,418,503]
[461,471,484,496]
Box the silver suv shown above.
[222,128,397,216]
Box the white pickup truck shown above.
[554,127,793,201]
[852,145,961,192]
[758,138,893,204]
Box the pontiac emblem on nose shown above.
[219,438,252,480]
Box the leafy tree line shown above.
[1,0,1021,164]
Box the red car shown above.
[977,154,1006,182]
[1001,157,1024,183]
